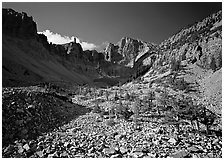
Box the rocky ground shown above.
[2,80,222,158]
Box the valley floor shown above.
[2,78,222,158]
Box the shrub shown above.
[196,104,217,134]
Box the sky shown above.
[2,2,222,51]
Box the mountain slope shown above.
[2,34,93,86]
[140,10,222,115]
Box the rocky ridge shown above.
[2,8,37,38]
[104,37,158,68]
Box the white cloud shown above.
[95,41,109,52]
[38,30,97,51]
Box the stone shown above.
[18,146,24,154]
[170,150,189,158]
[110,154,121,158]
[153,139,159,145]
[60,151,68,157]
[207,153,214,158]
[188,146,200,153]
[3,145,14,154]
[132,151,144,158]
[192,154,200,158]
[195,145,203,151]
[103,147,116,155]
[64,142,69,147]
[23,144,30,151]
[27,104,35,109]
[36,151,44,158]
[212,139,219,145]
[168,137,177,145]
[147,153,156,158]
[115,134,122,141]
[120,146,128,154]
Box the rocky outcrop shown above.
[62,40,83,59]
[2,8,37,38]
[118,37,145,64]
[104,37,158,67]
[104,43,121,62]
[156,10,222,72]
[160,10,222,51]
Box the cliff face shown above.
[104,37,158,68]
[2,9,102,87]
[2,8,37,38]
[155,10,222,72]
[2,8,128,87]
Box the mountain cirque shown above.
[2,8,222,158]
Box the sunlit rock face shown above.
[104,37,158,67]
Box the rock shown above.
[170,150,189,158]
[27,105,35,109]
[132,151,144,158]
[3,145,14,154]
[207,153,214,158]
[103,147,116,155]
[23,144,30,151]
[110,154,121,158]
[188,146,200,153]
[147,153,156,158]
[18,146,24,154]
[212,138,219,145]
[153,139,159,145]
[132,147,143,152]
[36,151,44,158]
[120,146,128,154]
[161,136,169,140]
[192,154,200,158]
[195,145,203,151]
[48,152,58,158]
[168,137,177,145]
[64,142,69,147]
[60,151,68,157]
[115,134,122,141]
